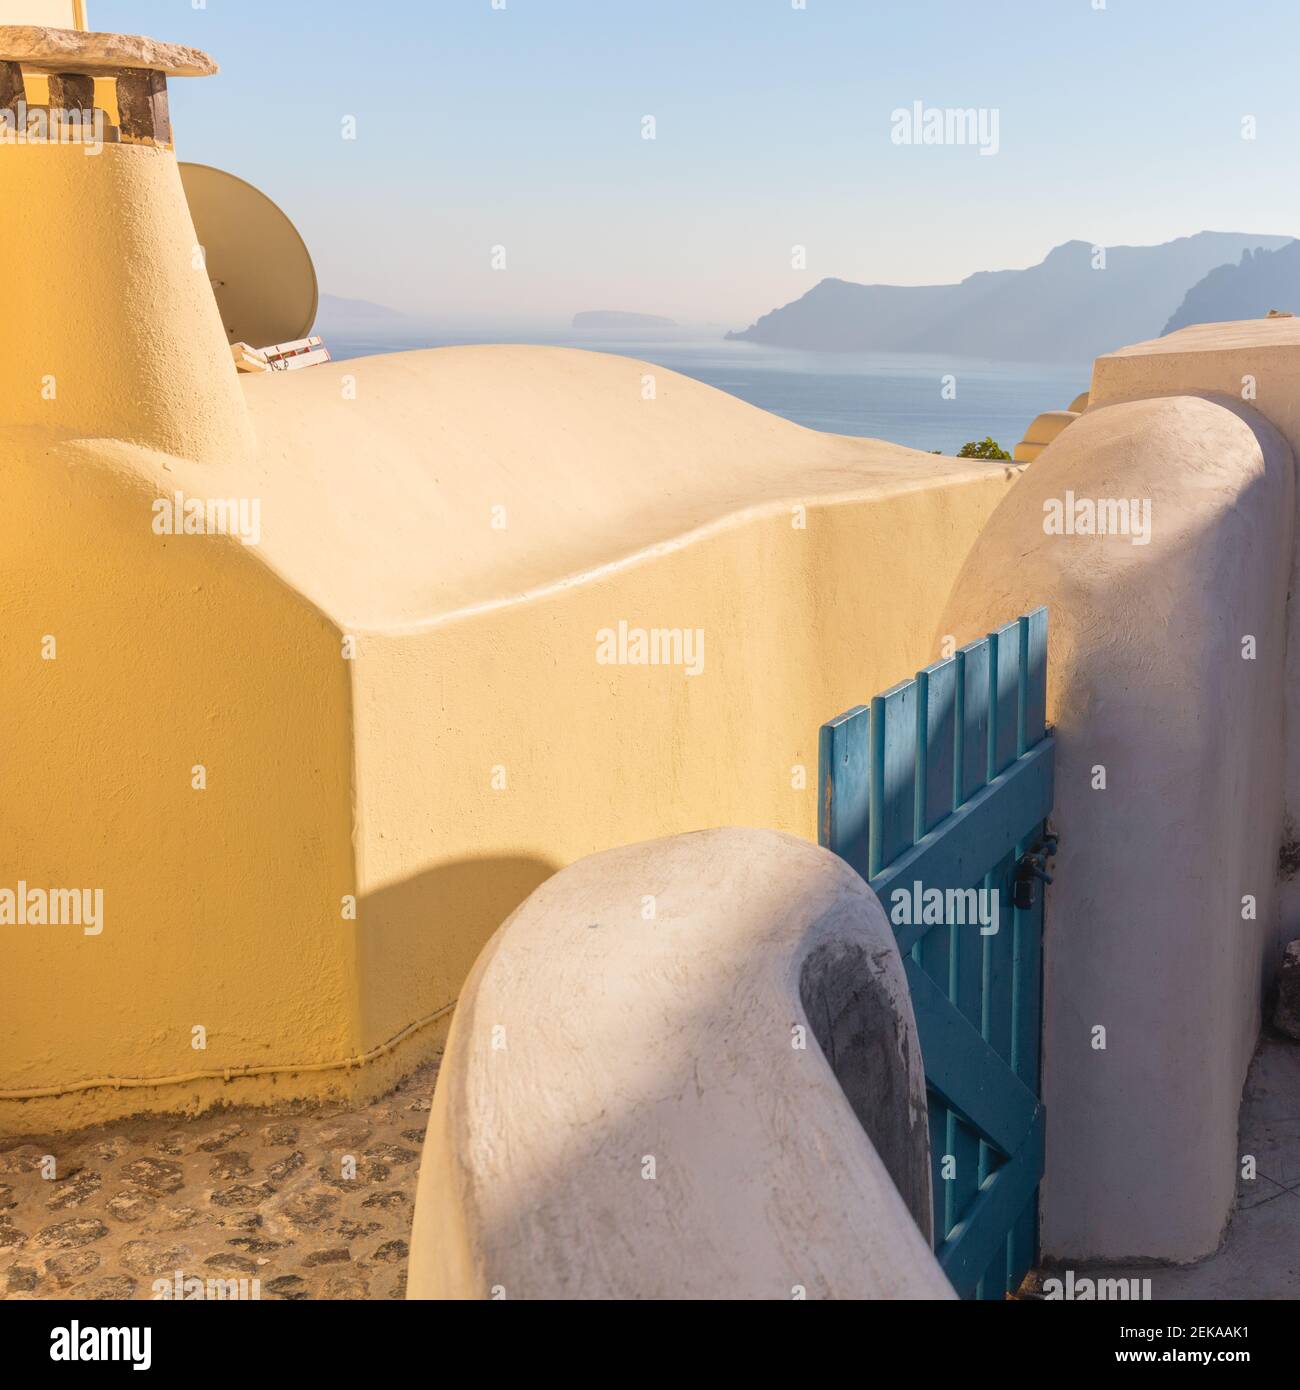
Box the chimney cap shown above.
[0,25,217,77]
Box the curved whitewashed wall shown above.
[938,393,1294,1263]
[408,828,952,1299]
[1092,319,1300,974]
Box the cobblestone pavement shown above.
[0,1058,439,1301]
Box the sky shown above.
[94,0,1300,329]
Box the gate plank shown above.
[990,621,1021,775]
[917,658,957,833]
[903,958,1038,1158]
[817,704,870,879]
[937,1106,1045,1299]
[983,852,1019,1290]
[985,854,1016,1063]
[1010,819,1047,1291]
[1020,607,1048,751]
[915,659,958,1240]
[954,635,995,1260]
[956,639,990,804]
[1011,833,1046,1094]
[950,916,983,1250]
[870,680,917,875]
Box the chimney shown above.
[0,24,254,462]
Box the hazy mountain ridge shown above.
[573,310,677,330]
[729,232,1294,361]
[1164,240,1300,332]
[314,293,425,336]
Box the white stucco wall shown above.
[1092,319,1300,977]
[938,392,1294,1263]
[408,828,952,1299]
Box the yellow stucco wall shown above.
[347,478,1010,1054]
[1,142,357,1131]
[1,147,251,463]
[0,434,361,1126]
[0,1,85,26]
[1,136,1022,1131]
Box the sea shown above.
[325,327,1090,457]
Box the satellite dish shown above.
[179,162,318,347]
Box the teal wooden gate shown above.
[818,608,1054,1300]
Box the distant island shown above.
[573,310,677,331]
[314,292,424,336]
[726,232,1293,362]
[1164,240,1300,332]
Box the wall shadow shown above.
[355,853,560,1053]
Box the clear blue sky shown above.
[96,0,1300,328]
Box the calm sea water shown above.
[326,328,1089,457]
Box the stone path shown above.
[0,1058,439,1301]
[14,1036,1292,1301]
[1035,1036,1300,1299]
